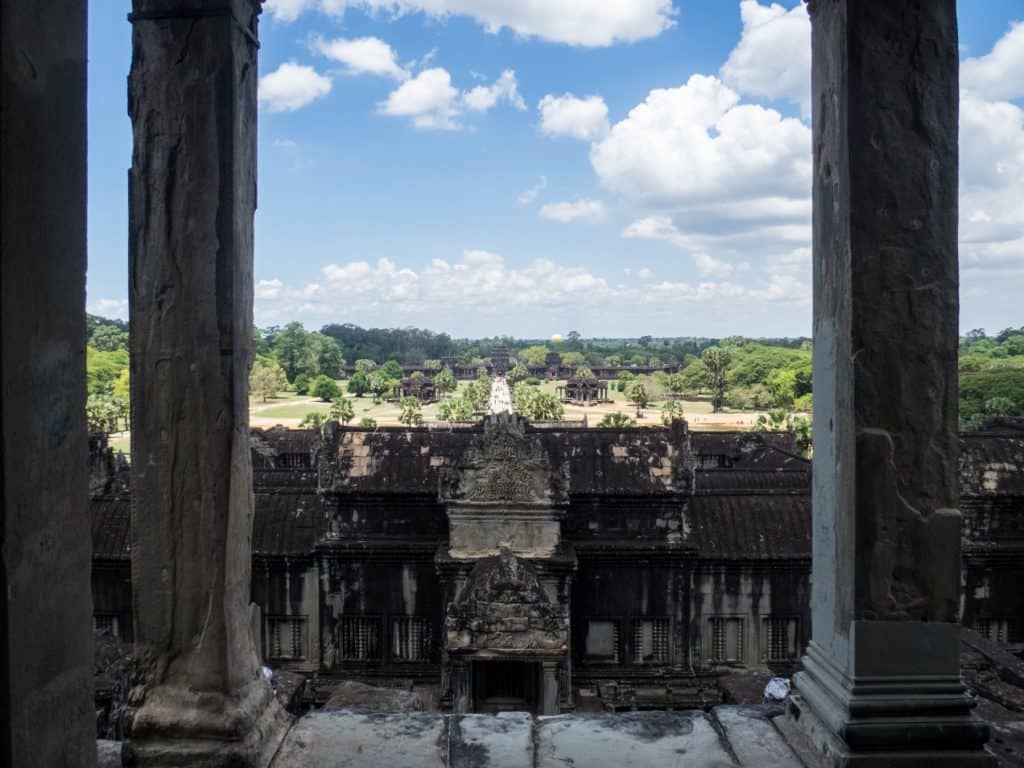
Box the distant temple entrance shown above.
[472,661,541,713]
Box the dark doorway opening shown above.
[472,660,540,713]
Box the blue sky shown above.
[88,1,1024,338]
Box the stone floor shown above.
[269,706,809,768]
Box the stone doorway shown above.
[472,660,540,713]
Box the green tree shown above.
[293,372,310,395]
[599,412,636,428]
[86,393,125,434]
[347,370,371,397]
[308,332,346,379]
[90,324,129,352]
[616,370,635,393]
[398,396,424,426]
[518,345,550,366]
[512,383,564,420]
[766,368,798,408]
[369,371,397,399]
[701,346,732,412]
[507,363,530,386]
[629,381,650,417]
[274,322,311,381]
[665,373,686,396]
[561,351,586,366]
[434,367,457,395]
[381,360,404,379]
[298,411,329,434]
[249,360,287,403]
[576,365,595,379]
[358,417,378,428]
[437,397,476,422]
[661,400,684,426]
[984,396,1018,417]
[355,359,377,373]
[112,367,131,403]
[329,396,355,425]
[754,408,790,431]
[310,375,341,402]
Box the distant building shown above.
[557,375,609,405]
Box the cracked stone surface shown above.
[270,709,803,767]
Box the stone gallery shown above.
[90,416,1024,717]
[4,0,1021,765]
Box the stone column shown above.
[451,661,472,714]
[125,2,287,765]
[790,2,992,765]
[1,3,95,765]
[541,661,560,716]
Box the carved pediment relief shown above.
[445,549,567,653]
[439,413,568,505]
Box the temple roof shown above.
[252,490,321,557]
[324,421,690,496]
[686,494,812,560]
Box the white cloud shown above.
[379,67,461,129]
[538,93,610,140]
[591,75,810,206]
[720,0,811,116]
[258,62,332,112]
[314,36,409,80]
[380,68,525,130]
[89,298,129,319]
[623,217,735,277]
[255,249,811,334]
[517,176,547,205]
[265,0,676,47]
[255,279,284,300]
[539,199,607,223]
[462,70,526,112]
[264,0,317,23]
[961,21,1024,102]
[593,74,810,274]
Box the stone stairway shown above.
[271,706,811,768]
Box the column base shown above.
[788,632,995,767]
[124,680,290,767]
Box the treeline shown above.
[959,327,1024,425]
[85,314,1024,431]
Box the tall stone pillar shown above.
[2,3,95,766]
[541,661,560,716]
[126,2,287,765]
[790,2,992,765]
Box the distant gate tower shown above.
[490,345,510,375]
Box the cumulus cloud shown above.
[265,0,676,47]
[463,70,526,112]
[959,90,1024,276]
[517,176,548,205]
[257,250,809,331]
[379,68,461,128]
[592,73,810,271]
[623,216,737,277]
[89,298,129,319]
[258,62,332,112]
[314,36,409,80]
[720,0,810,115]
[256,279,284,300]
[538,94,610,140]
[380,68,524,129]
[961,21,1024,102]
[539,199,607,223]
[592,75,810,206]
